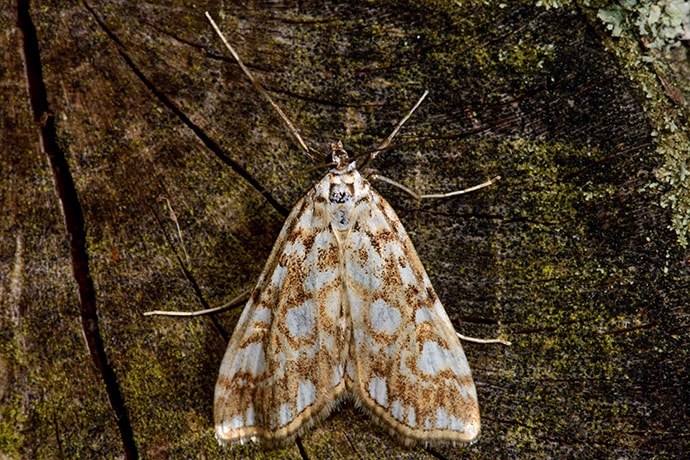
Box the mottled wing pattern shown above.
[343,174,480,444]
[214,180,347,444]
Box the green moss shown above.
[0,351,24,458]
[580,1,690,246]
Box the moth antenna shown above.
[205,12,317,161]
[359,90,429,171]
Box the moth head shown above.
[330,141,353,171]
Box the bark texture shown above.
[1,1,688,458]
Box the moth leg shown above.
[457,332,510,346]
[367,174,500,200]
[143,288,251,317]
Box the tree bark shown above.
[1,1,688,458]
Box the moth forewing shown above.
[341,179,480,444]
[214,188,347,444]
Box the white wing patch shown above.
[214,145,480,446]
[370,299,402,335]
[285,303,315,339]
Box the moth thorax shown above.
[329,182,355,230]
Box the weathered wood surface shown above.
[2,1,688,458]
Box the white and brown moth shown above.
[207,12,481,447]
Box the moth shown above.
[206,12,484,447]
